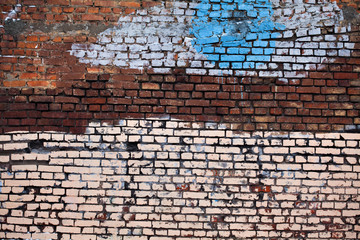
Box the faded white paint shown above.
[272,0,343,31]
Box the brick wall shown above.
[1,121,360,239]
[0,0,360,239]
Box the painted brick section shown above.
[0,119,360,239]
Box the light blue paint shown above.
[0,181,2,193]
[190,0,285,69]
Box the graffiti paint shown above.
[190,0,284,69]
[70,0,348,70]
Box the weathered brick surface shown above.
[0,120,359,239]
[0,0,360,133]
[1,0,360,239]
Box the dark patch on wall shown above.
[3,21,115,38]
[126,142,140,152]
[28,139,46,151]
[342,5,360,24]
[229,11,250,39]
[4,19,28,40]
[30,22,116,35]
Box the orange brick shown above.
[55,14,68,21]
[125,8,135,14]
[3,81,26,87]
[53,37,62,42]
[25,43,39,49]
[0,64,12,71]
[142,83,160,90]
[120,1,141,8]
[88,7,99,13]
[94,0,117,7]
[63,7,74,12]
[51,7,62,13]
[100,8,112,13]
[26,36,38,42]
[82,14,104,21]
[19,73,38,80]
[27,81,50,87]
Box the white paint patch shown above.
[70,2,204,69]
[5,4,21,21]
[272,0,343,31]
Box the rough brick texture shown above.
[1,0,360,239]
[1,120,360,239]
[0,0,359,132]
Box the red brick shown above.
[48,0,69,4]
[304,102,328,109]
[279,102,303,108]
[329,103,353,109]
[19,73,39,80]
[296,87,320,94]
[42,112,67,118]
[54,97,79,103]
[334,73,358,79]
[195,84,220,91]
[9,103,35,110]
[128,105,139,112]
[29,96,54,102]
[276,116,302,123]
[348,88,360,95]
[71,0,93,5]
[142,83,160,90]
[27,81,50,87]
[211,100,236,107]
[302,117,327,123]
[253,116,275,123]
[95,0,117,6]
[37,118,63,125]
[270,108,282,115]
[174,84,194,91]
[133,99,158,105]
[253,101,277,107]
[328,118,353,124]
[68,112,93,119]
[160,99,184,106]
[3,111,27,118]
[284,108,297,115]
[251,85,270,92]
[320,87,346,94]
[142,1,160,8]
[82,98,106,104]
[185,100,209,107]
[21,118,37,125]
[3,81,26,87]
[107,98,132,104]
[309,72,333,79]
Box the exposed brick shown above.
[334,73,358,79]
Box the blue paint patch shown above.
[190,0,285,69]
[0,181,2,193]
